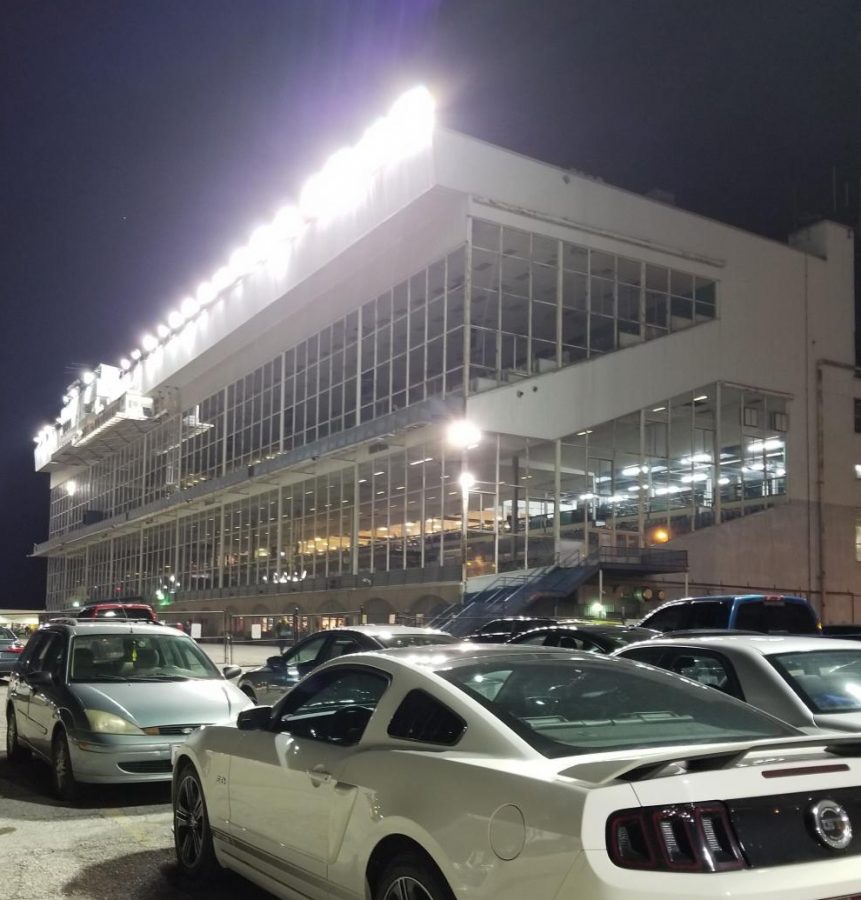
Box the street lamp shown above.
[447,421,481,596]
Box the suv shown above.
[75,602,157,622]
[639,594,820,635]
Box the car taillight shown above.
[607,802,745,872]
[8,643,24,654]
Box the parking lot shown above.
[0,679,273,900]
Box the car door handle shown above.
[308,765,333,786]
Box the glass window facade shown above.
[43,215,728,610]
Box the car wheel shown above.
[240,685,257,704]
[375,852,455,900]
[51,730,80,802]
[5,707,29,762]
[174,764,219,880]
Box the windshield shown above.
[70,633,221,682]
[769,650,861,713]
[440,657,794,758]
[377,633,458,649]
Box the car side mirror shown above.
[237,705,273,731]
[266,655,286,670]
[28,670,53,686]
[222,665,241,680]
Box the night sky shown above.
[2,0,859,607]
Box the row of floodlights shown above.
[119,85,434,370]
[36,87,435,445]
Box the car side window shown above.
[664,650,742,698]
[685,601,731,629]
[321,636,367,661]
[284,635,328,665]
[388,689,466,746]
[619,646,667,666]
[518,632,553,646]
[275,667,389,746]
[26,632,65,678]
[642,604,687,632]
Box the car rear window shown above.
[734,601,818,634]
[440,658,793,758]
[769,650,861,713]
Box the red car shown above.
[75,602,157,622]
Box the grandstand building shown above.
[32,88,859,630]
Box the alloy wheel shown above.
[174,773,205,868]
[382,876,436,900]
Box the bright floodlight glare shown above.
[210,267,232,296]
[81,370,95,385]
[272,205,304,240]
[130,348,142,360]
[298,171,326,221]
[65,480,77,497]
[355,117,395,174]
[248,224,275,262]
[315,147,367,220]
[141,333,158,352]
[387,85,435,158]
[180,295,199,319]
[228,245,253,282]
[119,358,131,371]
[197,280,217,306]
[447,420,482,449]
[458,471,476,491]
[157,323,170,339]
[167,310,185,330]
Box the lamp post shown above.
[447,420,481,600]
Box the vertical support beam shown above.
[553,438,562,560]
[217,503,226,589]
[493,433,501,574]
[464,214,473,398]
[351,463,360,575]
[714,382,722,526]
[638,408,646,546]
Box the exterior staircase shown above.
[430,547,687,636]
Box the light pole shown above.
[458,470,476,591]
[447,420,481,600]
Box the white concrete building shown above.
[32,89,859,632]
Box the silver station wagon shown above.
[5,619,252,800]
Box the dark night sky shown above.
[2,0,859,607]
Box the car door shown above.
[26,632,68,754]
[12,632,65,750]
[228,664,390,897]
[8,631,52,743]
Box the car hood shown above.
[70,679,252,727]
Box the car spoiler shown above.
[560,733,861,785]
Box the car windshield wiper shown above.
[73,675,130,682]
[126,674,191,682]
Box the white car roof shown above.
[631,634,861,657]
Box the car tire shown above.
[374,852,455,900]
[5,707,29,763]
[239,685,257,704]
[174,764,220,881]
[51,729,80,803]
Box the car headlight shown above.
[84,709,145,735]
